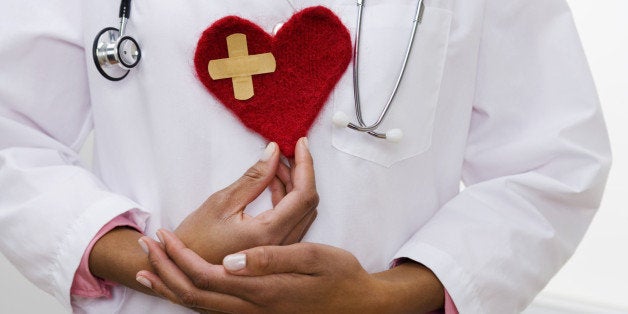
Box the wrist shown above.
[89,227,155,295]
[371,261,445,313]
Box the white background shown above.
[1,0,627,312]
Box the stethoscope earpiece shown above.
[92,0,141,81]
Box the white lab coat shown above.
[0,0,611,313]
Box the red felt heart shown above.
[194,6,352,156]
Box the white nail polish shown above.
[260,142,276,162]
[223,253,246,271]
[302,137,309,149]
[138,238,149,254]
[136,276,152,289]
[156,230,164,243]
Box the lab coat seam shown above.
[461,0,498,188]
[416,7,454,157]
[70,109,94,153]
[466,0,489,117]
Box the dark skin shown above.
[90,138,444,313]
[139,231,445,313]
[89,139,317,295]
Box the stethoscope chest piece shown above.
[93,0,141,81]
[93,27,141,81]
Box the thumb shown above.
[222,243,326,276]
[216,142,280,209]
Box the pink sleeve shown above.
[392,258,459,314]
[70,210,144,298]
[427,289,459,314]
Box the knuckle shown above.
[243,164,266,182]
[190,270,212,290]
[310,192,320,207]
[178,290,199,308]
[300,191,319,209]
[255,247,274,273]
[300,244,322,268]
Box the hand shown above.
[88,138,317,295]
[173,138,318,264]
[137,232,445,313]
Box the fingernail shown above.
[260,142,277,162]
[136,276,152,289]
[138,238,149,254]
[223,253,246,271]
[301,137,309,149]
[156,230,165,244]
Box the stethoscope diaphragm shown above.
[93,27,141,81]
[117,36,141,68]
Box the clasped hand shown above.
[90,138,444,312]
[135,138,444,313]
[173,138,318,265]
[139,232,384,313]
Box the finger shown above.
[277,160,293,193]
[291,137,315,192]
[136,270,181,304]
[157,230,259,298]
[281,209,317,245]
[267,138,319,229]
[214,142,280,210]
[137,269,250,313]
[140,237,253,312]
[138,271,234,314]
[223,243,331,276]
[144,235,210,293]
[288,158,296,181]
[299,210,317,240]
[268,176,286,207]
[269,160,292,207]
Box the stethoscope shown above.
[93,0,142,81]
[92,0,424,142]
[332,0,425,142]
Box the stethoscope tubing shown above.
[94,0,424,141]
[349,0,425,137]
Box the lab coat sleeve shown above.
[0,1,148,309]
[393,0,611,313]
[71,210,145,298]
